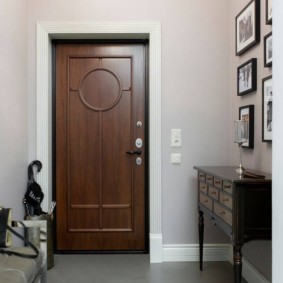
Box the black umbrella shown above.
[23,160,45,216]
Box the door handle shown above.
[126,150,142,155]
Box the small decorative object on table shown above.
[234,120,248,175]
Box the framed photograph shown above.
[266,0,272,25]
[237,58,257,96]
[235,0,260,56]
[239,105,254,148]
[264,32,272,67]
[262,76,272,142]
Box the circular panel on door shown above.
[79,68,123,111]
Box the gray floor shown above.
[47,254,247,283]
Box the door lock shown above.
[136,157,142,165]
[135,138,143,148]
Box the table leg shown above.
[233,244,243,283]
[198,210,204,271]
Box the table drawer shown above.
[198,172,206,182]
[208,186,218,200]
[219,191,233,210]
[213,177,222,189]
[199,192,213,211]
[199,182,208,194]
[223,181,232,194]
[206,174,214,185]
[214,202,232,226]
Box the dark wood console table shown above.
[194,166,272,283]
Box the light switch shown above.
[171,129,182,147]
[171,153,181,164]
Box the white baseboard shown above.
[228,245,270,283]
[163,244,270,283]
[242,258,270,283]
[163,244,230,262]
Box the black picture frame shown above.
[237,58,257,96]
[264,32,272,67]
[266,0,272,25]
[235,0,260,56]
[262,76,272,142]
[239,105,254,148]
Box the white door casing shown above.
[36,21,162,262]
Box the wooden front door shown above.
[55,43,147,251]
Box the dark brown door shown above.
[55,43,147,251]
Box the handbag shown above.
[0,207,39,259]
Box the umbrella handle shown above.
[28,160,42,182]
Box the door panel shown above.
[55,43,146,251]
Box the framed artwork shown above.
[239,105,254,148]
[266,0,272,25]
[235,0,260,56]
[262,76,272,142]
[264,32,272,67]
[237,58,257,96]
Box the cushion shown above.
[0,247,43,283]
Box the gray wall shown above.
[26,0,231,245]
[26,1,271,277]
[0,0,28,219]
[1,0,280,281]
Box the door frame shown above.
[35,21,162,263]
[53,40,149,252]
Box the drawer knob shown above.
[219,211,226,215]
[223,198,229,202]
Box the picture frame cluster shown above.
[235,0,272,144]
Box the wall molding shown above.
[242,258,270,283]
[163,244,231,262]
[163,244,270,283]
[36,21,162,263]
